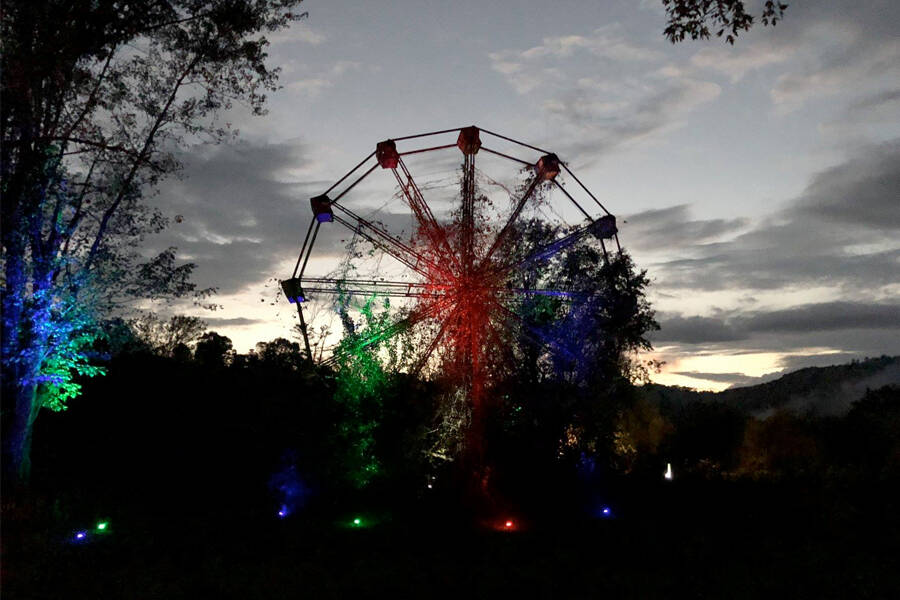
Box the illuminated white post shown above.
[664,462,673,480]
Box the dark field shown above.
[5,478,899,599]
[5,357,900,598]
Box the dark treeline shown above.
[29,333,900,526]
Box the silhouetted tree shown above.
[130,314,207,357]
[256,338,306,371]
[195,331,234,368]
[499,215,659,468]
[1,0,305,484]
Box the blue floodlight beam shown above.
[492,300,578,363]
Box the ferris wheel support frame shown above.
[282,125,620,366]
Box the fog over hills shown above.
[639,356,900,417]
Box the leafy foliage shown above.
[33,295,107,412]
[662,0,788,44]
[332,295,398,488]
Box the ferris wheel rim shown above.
[282,125,622,367]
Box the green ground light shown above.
[96,521,108,531]
[352,518,362,526]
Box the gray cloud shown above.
[149,141,427,295]
[654,302,900,360]
[652,314,745,344]
[789,140,900,231]
[550,77,720,164]
[623,204,748,252]
[739,301,900,333]
[488,25,721,164]
[766,1,900,109]
[845,88,900,119]
[644,140,900,292]
[674,370,784,388]
[203,317,265,327]
[149,141,323,294]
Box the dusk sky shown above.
[149,0,899,391]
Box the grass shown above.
[4,479,899,599]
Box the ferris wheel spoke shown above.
[299,277,448,299]
[322,300,446,367]
[490,212,619,277]
[330,212,434,277]
[411,304,457,377]
[480,174,542,266]
[285,125,621,374]
[460,152,477,269]
[499,222,595,274]
[394,157,461,274]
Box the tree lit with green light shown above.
[332,294,397,488]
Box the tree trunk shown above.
[2,249,52,490]
[1,363,38,489]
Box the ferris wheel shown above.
[281,126,620,386]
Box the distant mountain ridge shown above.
[640,356,900,417]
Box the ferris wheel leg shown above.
[296,303,313,362]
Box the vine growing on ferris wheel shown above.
[281,125,657,475]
